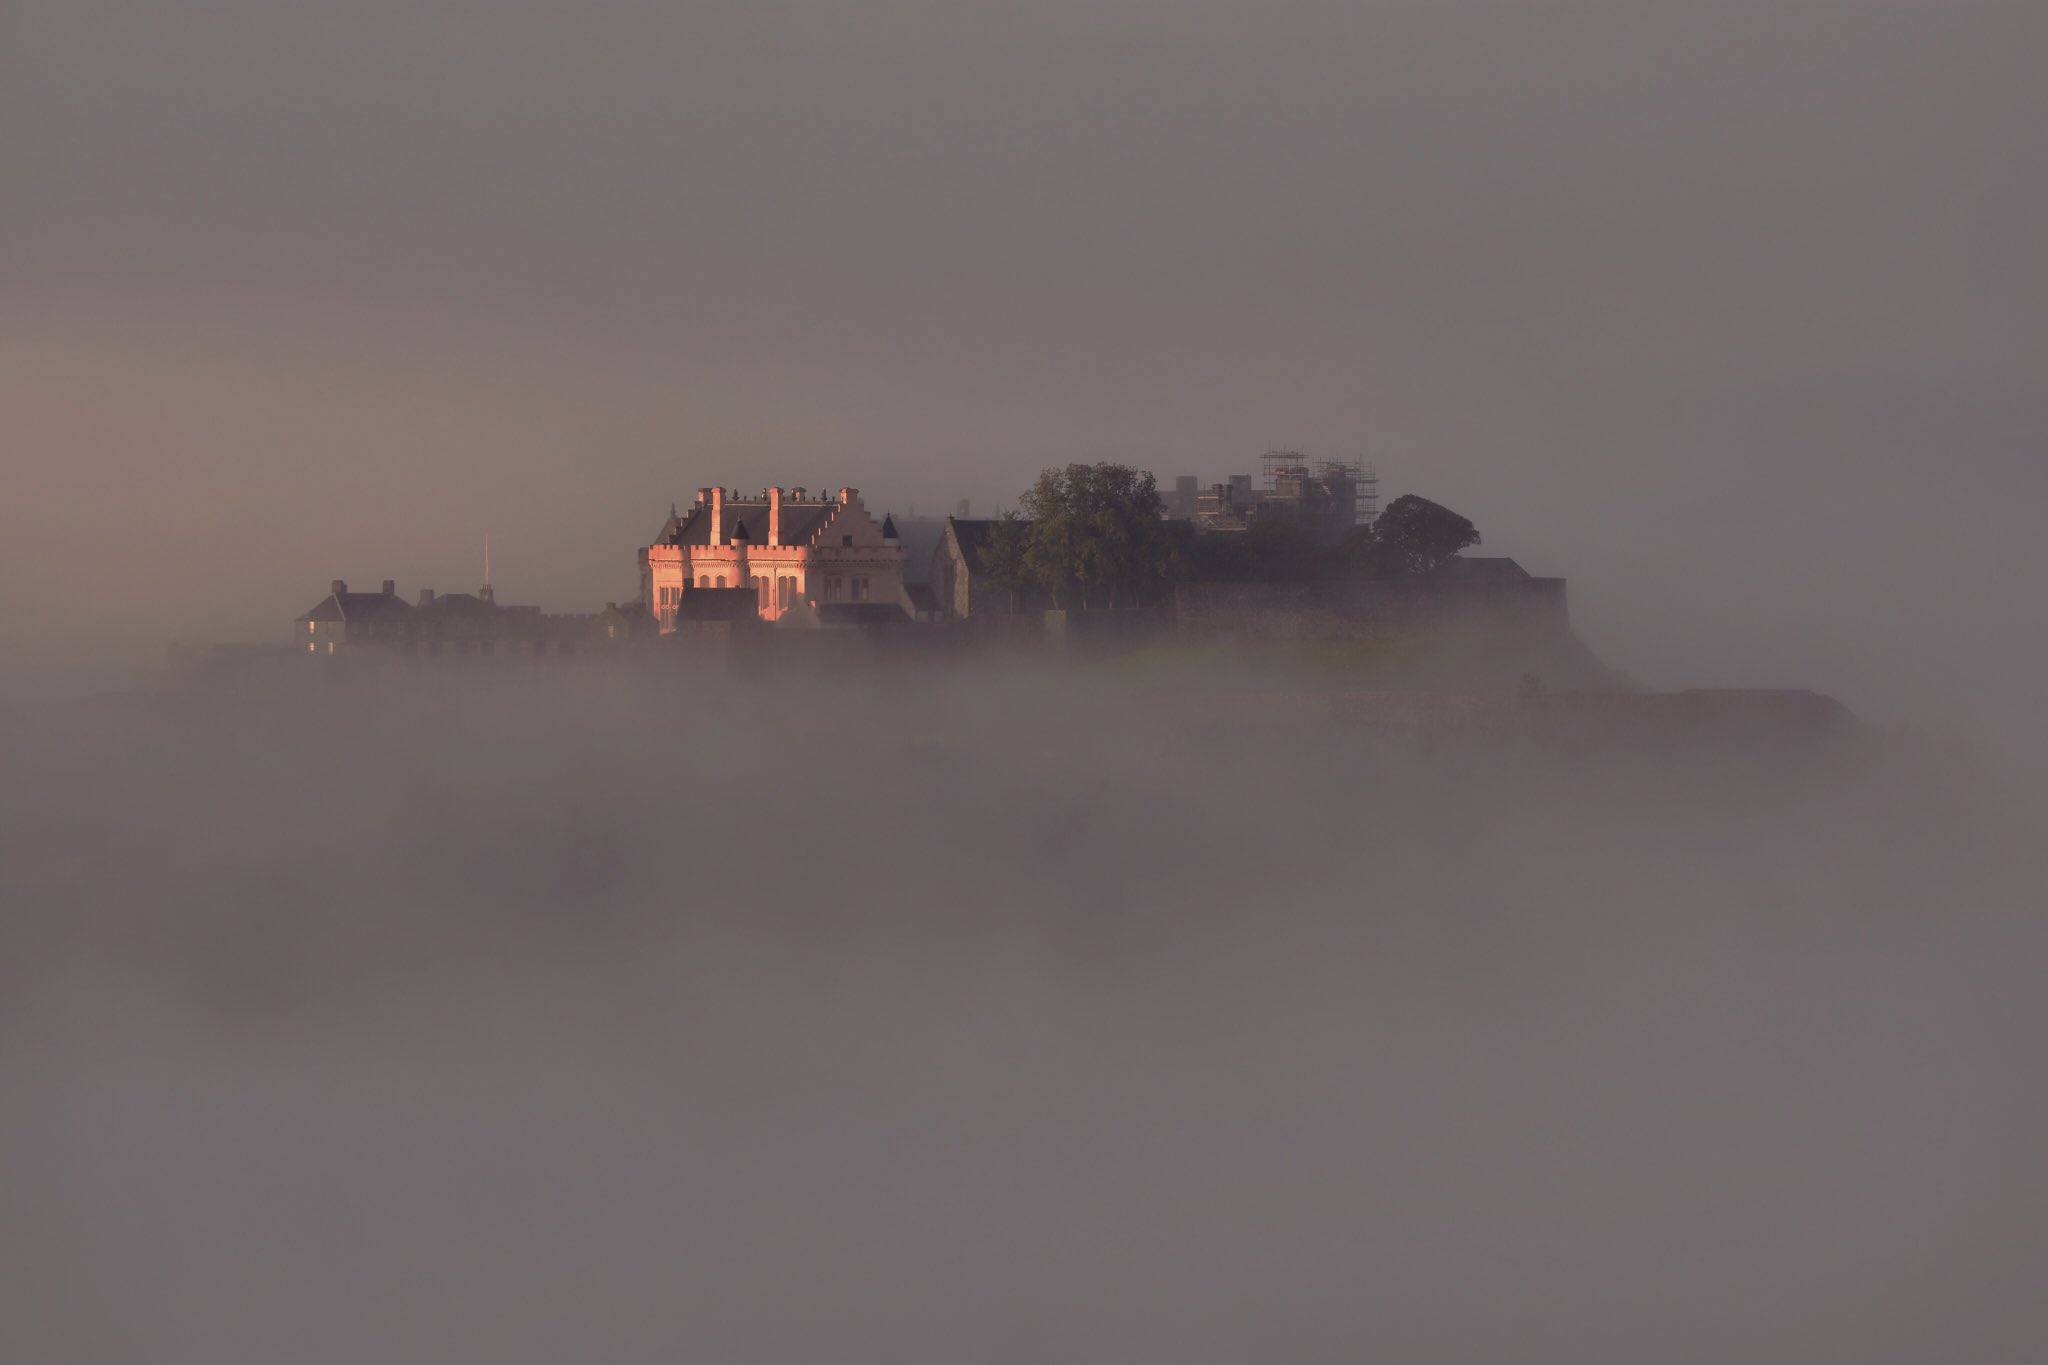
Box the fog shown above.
[2,665,2043,1361]
[4,1,2047,1356]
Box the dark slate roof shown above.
[880,514,898,539]
[665,502,838,547]
[420,592,496,616]
[945,518,999,574]
[893,518,949,583]
[675,586,758,621]
[1431,555,1530,581]
[296,591,419,623]
[816,602,909,626]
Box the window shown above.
[852,576,870,601]
[308,642,316,653]
[698,575,709,588]
[307,622,314,635]
[842,534,853,546]
[716,575,726,588]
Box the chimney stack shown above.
[417,588,436,607]
[710,486,725,546]
[331,579,347,597]
[381,579,396,595]
[769,486,783,546]
[838,487,855,506]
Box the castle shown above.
[640,486,907,628]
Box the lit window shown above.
[308,642,316,652]
[307,622,314,634]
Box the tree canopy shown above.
[976,511,1033,611]
[1016,463,1180,607]
[1371,494,1481,575]
[1336,494,1480,578]
[991,466,1482,596]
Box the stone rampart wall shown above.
[1171,577,1569,643]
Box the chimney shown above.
[417,588,436,607]
[381,579,396,595]
[769,486,783,545]
[710,486,725,546]
[331,579,347,597]
[839,487,855,506]
[791,486,806,502]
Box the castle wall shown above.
[1171,577,1569,643]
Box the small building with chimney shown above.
[296,579,598,657]
[297,579,419,654]
[640,486,908,628]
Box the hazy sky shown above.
[4,1,2044,746]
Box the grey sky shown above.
[5,1,2044,751]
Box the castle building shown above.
[295,579,598,656]
[641,486,907,628]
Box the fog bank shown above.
[3,670,2041,1361]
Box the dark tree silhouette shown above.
[1017,463,1179,607]
[1341,495,1480,577]
[977,511,1033,612]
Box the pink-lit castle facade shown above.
[641,486,907,628]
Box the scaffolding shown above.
[1260,451,1379,526]
[1259,450,1310,490]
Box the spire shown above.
[481,536,495,605]
[881,513,899,540]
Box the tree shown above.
[1340,494,1480,578]
[1241,514,1323,581]
[1017,463,1180,607]
[1185,516,1322,582]
[977,511,1033,612]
